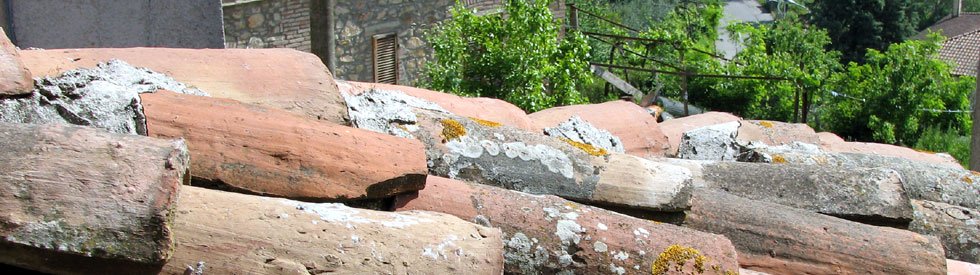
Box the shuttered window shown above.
[373,33,398,84]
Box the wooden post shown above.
[798,62,809,123]
[793,80,801,123]
[682,71,689,116]
[680,46,689,116]
[312,0,337,74]
[326,0,336,74]
[621,47,631,85]
[568,3,578,30]
[802,85,811,123]
[605,42,618,98]
[970,58,980,171]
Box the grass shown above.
[913,126,970,168]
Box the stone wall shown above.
[334,0,564,85]
[223,0,311,52]
[332,0,456,84]
[222,0,564,85]
[8,0,224,49]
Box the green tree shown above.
[422,0,592,112]
[698,20,841,122]
[630,1,724,105]
[565,0,688,103]
[910,0,980,31]
[807,0,919,63]
[817,34,974,145]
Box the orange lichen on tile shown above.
[772,154,787,164]
[560,138,609,156]
[652,244,707,274]
[469,117,503,128]
[440,119,467,142]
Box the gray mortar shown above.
[504,232,551,274]
[676,121,742,161]
[419,114,600,199]
[0,60,207,135]
[341,89,447,138]
[502,201,593,274]
[342,89,602,200]
[742,143,980,210]
[543,116,625,154]
[737,141,822,163]
[909,200,980,263]
[447,138,575,179]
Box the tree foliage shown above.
[817,34,974,145]
[910,0,980,30]
[422,0,592,112]
[698,20,840,121]
[423,0,975,150]
[807,0,919,63]
[635,1,724,101]
[807,0,980,63]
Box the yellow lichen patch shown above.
[563,201,580,210]
[560,138,609,156]
[913,148,937,154]
[962,175,974,184]
[469,117,503,128]
[772,154,787,164]
[708,265,738,275]
[652,245,707,274]
[970,171,980,177]
[757,120,775,128]
[440,119,467,142]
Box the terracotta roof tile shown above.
[937,29,980,77]
[914,13,980,40]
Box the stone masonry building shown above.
[222,0,565,85]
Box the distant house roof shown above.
[914,12,980,40]
[937,29,980,77]
[914,13,980,77]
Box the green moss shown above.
[560,138,609,156]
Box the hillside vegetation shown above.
[422,0,976,166]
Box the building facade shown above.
[913,0,980,78]
[222,0,564,85]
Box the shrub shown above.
[914,126,970,168]
[422,0,592,112]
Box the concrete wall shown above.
[8,0,224,49]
